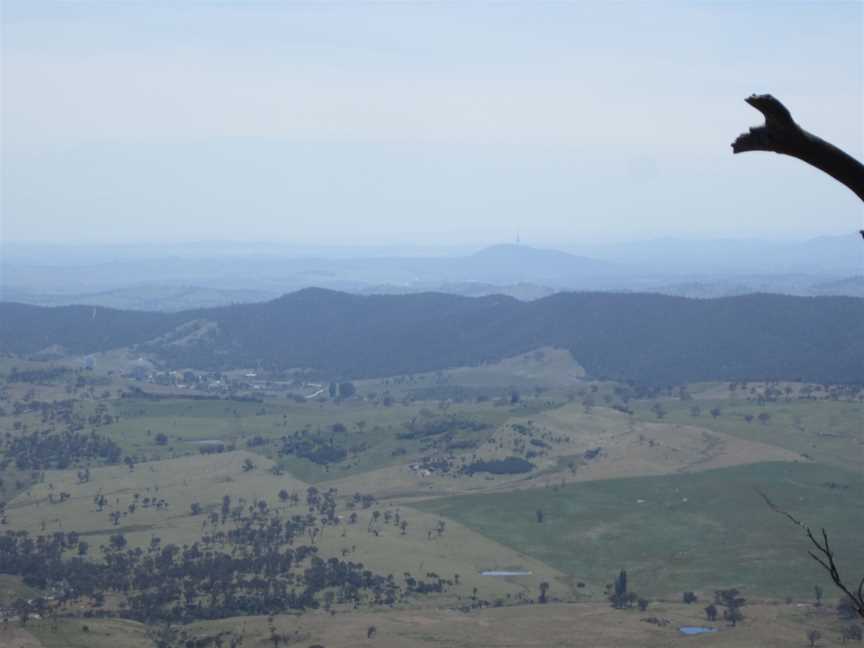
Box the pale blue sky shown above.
[2,1,862,245]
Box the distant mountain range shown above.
[2,289,862,386]
[2,237,862,311]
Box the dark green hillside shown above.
[0,302,181,355]
[536,292,864,384]
[1,289,863,384]
[171,289,534,376]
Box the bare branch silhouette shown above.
[733,94,864,207]
[758,489,864,618]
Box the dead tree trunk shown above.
[733,94,864,201]
[733,94,864,238]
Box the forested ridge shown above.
[2,288,863,385]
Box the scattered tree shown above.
[539,582,549,604]
[715,589,746,626]
[610,570,637,609]
[705,603,718,622]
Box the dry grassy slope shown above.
[314,503,568,602]
[528,404,803,477]
[26,602,855,648]
[321,404,800,500]
[437,346,586,387]
[356,346,586,397]
[5,451,307,548]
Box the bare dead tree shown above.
[758,490,863,618]
[733,94,864,202]
[732,94,864,238]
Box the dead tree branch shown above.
[733,94,864,218]
[758,489,864,618]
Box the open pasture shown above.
[103,396,515,482]
[3,448,565,605]
[630,398,864,472]
[311,502,568,604]
[4,450,307,549]
[417,461,864,600]
[502,403,801,481]
[321,403,799,500]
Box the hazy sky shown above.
[2,1,862,246]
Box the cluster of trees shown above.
[327,381,356,399]
[463,457,535,476]
[1,428,122,470]
[608,570,647,611]
[279,430,348,466]
[0,487,449,623]
[4,396,114,427]
[145,623,245,648]
[7,366,72,384]
[121,386,262,404]
[705,589,746,626]
[0,393,124,471]
[396,414,490,441]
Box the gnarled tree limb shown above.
[733,94,864,208]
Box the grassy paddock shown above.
[103,397,517,482]
[630,399,864,471]
[417,461,864,600]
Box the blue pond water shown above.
[679,626,718,636]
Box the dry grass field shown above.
[321,403,801,500]
[22,601,858,648]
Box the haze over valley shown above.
[3,234,863,312]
